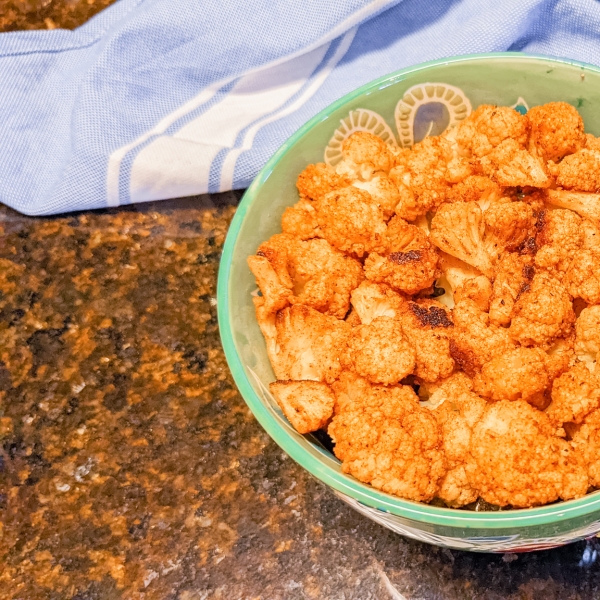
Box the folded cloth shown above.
[2,0,600,215]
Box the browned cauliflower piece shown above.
[345,317,415,385]
[466,400,588,507]
[253,295,285,377]
[548,147,600,192]
[388,136,454,219]
[545,189,600,227]
[430,201,493,277]
[364,216,439,295]
[582,218,600,250]
[564,247,600,305]
[527,101,586,163]
[571,408,600,487]
[534,208,583,277]
[478,138,550,188]
[328,380,445,502]
[488,253,535,326]
[398,299,455,383]
[296,162,350,201]
[281,199,321,240]
[473,347,551,409]
[509,272,575,348]
[275,305,349,383]
[270,380,335,434]
[436,252,488,309]
[455,104,529,158]
[431,373,488,507]
[483,199,535,261]
[450,298,516,377]
[546,362,600,427]
[350,281,405,325]
[445,175,502,205]
[330,370,372,416]
[575,305,600,367]
[545,334,575,381]
[248,234,364,318]
[335,131,394,181]
[352,175,400,219]
[315,187,387,257]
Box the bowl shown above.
[218,52,600,552]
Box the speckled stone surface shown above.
[3,4,600,599]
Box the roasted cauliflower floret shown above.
[564,247,600,305]
[466,400,588,507]
[545,190,600,227]
[473,347,551,408]
[572,408,600,487]
[432,374,488,507]
[248,234,364,318]
[296,162,350,201]
[548,146,600,192]
[483,200,535,261]
[275,305,349,383]
[270,380,335,434]
[328,381,445,502]
[436,252,488,309]
[315,187,386,257]
[430,201,493,277]
[455,104,529,158]
[534,208,583,277]
[545,334,575,381]
[445,175,502,206]
[388,136,454,219]
[335,131,394,181]
[546,362,600,427]
[488,253,535,326]
[350,281,405,325]
[352,175,401,219]
[345,317,415,384]
[478,138,550,188]
[575,305,600,367]
[281,199,321,240]
[364,216,439,295]
[398,300,455,383]
[509,272,575,347]
[527,101,586,163]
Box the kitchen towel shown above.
[3,0,600,214]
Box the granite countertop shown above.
[3,4,600,600]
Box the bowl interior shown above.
[218,53,600,530]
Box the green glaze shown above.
[218,53,600,550]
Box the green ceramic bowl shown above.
[218,52,600,552]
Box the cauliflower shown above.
[275,304,349,383]
[352,175,401,219]
[345,317,415,384]
[509,272,575,348]
[534,208,583,277]
[388,136,454,219]
[270,380,335,434]
[335,131,394,181]
[315,187,387,257]
[364,216,439,295]
[454,104,529,158]
[253,295,285,377]
[436,252,489,310]
[575,306,600,368]
[398,299,455,382]
[430,201,493,277]
[431,373,488,507]
[488,253,535,326]
[350,281,405,325]
[445,175,502,206]
[564,247,600,305]
[281,199,321,240]
[473,347,551,408]
[466,400,588,507]
[546,362,600,427]
[248,234,364,318]
[545,334,575,381]
[328,380,445,502]
[478,138,550,188]
[548,147,600,192]
[582,218,600,250]
[296,162,350,201]
[545,189,600,227]
[450,298,516,377]
[527,101,586,163]
[571,408,600,487]
[483,199,535,261]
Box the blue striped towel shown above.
[3,0,600,215]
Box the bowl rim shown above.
[218,51,600,530]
